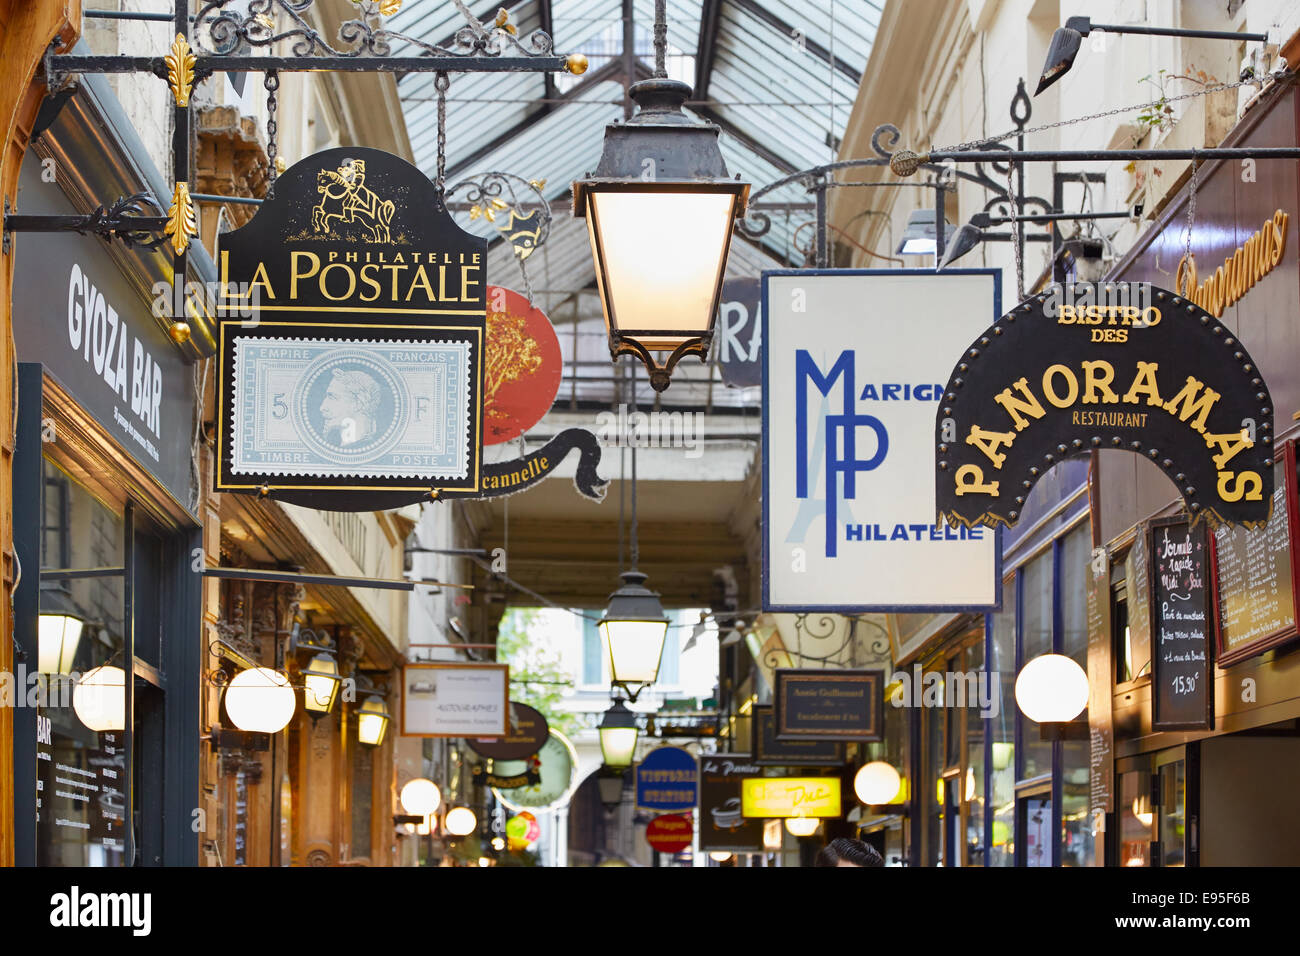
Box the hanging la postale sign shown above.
[214,146,485,507]
[936,283,1274,529]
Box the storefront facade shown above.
[1096,78,1300,868]
[7,66,215,866]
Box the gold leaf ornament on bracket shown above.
[165,182,199,256]
[164,34,196,107]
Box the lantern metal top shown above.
[600,570,670,626]
[599,698,638,731]
[572,78,749,212]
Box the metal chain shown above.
[265,70,280,196]
[1184,156,1198,270]
[1007,165,1024,301]
[515,251,536,307]
[653,0,667,78]
[937,78,1256,153]
[435,72,449,196]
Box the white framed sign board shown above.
[762,269,1002,612]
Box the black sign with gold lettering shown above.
[936,283,1273,529]
[215,147,485,508]
[773,669,883,741]
[753,705,843,765]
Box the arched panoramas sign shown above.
[936,283,1274,529]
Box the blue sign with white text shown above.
[636,746,698,812]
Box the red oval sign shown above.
[483,286,562,445]
[646,813,694,854]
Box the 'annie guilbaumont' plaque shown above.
[216,147,485,500]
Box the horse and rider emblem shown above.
[313,158,395,242]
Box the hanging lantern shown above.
[301,649,341,717]
[598,700,639,769]
[357,693,391,747]
[572,66,749,391]
[599,571,669,695]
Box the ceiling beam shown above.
[693,0,724,99]
[728,0,862,83]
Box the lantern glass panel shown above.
[600,618,668,687]
[587,189,737,349]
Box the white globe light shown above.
[400,778,442,816]
[224,667,296,733]
[709,851,733,862]
[73,665,125,732]
[784,817,819,837]
[854,761,902,805]
[445,806,477,836]
[1014,653,1089,723]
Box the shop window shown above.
[1059,524,1096,866]
[922,662,945,866]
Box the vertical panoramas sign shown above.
[1149,516,1214,731]
[698,754,764,852]
[215,147,485,507]
[763,270,1001,612]
[936,283,1273,530]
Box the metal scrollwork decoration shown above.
[195,0,555,60]
[87,193,169,250]
[446,171,551,300]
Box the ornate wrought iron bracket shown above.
[2,192,168,254]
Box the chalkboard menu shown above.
[1213,445,1298,667]
[1149,517,1214,731]
[1085,546,1114,814]
[753,706,844,766]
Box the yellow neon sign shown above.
[741,777,841,818]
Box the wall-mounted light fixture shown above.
[1036,16,1270,95]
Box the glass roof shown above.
[388,0,876,407]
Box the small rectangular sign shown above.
[740,776,841,819]
[400,662,509,737]
[774,669,883,741]
[753,705,844,765]
[698,754,764,852]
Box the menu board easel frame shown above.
[1210,439,1300,668]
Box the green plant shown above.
[496,607,581,737]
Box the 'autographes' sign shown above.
[753,705,844,766]
[936,283,1273,529]
[216,147,485,505]
[1150,516,1214,731]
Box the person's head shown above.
[814,837,885,868]
[320,368,380,442]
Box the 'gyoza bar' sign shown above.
[936,283,1274,529]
